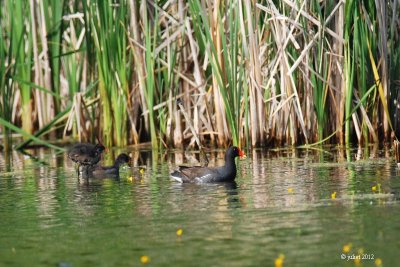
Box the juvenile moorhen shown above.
[86,153,131,178]
[170,146,245,183]
[68,143,105,175]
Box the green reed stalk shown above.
[90,0,129,147]
[353,7,366,142]
[309,0,330,141]
[89,0,111,146]
[0,117,64,151]
[189,0,240,145]
[1,0,19,151]
[158,41,178,145]
[344,0,355,145]
[9,0,33,137]
[353,5,377,143]
[111,2,129,148]
[63,50,81,99]
[42,0,64,115]
[223,1,244,146]
[144,5,158,148]
[0,10,10,152]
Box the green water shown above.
[0,146,399,267]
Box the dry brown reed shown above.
[0,0,399,149]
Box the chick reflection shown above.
[77,174,121,192]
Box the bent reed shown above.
[1,0,399,150]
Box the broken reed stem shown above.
[177,99,209,166]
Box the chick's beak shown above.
[238,148,246,158]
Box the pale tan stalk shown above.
[30,0,43,128]
[352,113,361,142]
[185,18,214,143]
[128,0,149,133]
[354,94,378,142]
[211,0,227,146]
[172,0,185,148]
[245,0,265,146]
[241,1,261,146]
[38,1,55,129]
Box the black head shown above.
[94,144,106,153]
[114,153,131,166]
[226,146,245,159]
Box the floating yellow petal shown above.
[372,185,377,192]
[140,168,145,174]
[128,176,133,182]
[140,255,150,264]
[176,228,183,236]
[287,188,293,193]
[274,254,285,267]
[375,258,382,266]
[342,243,351,253]
[331,192,336,199]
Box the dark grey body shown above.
[84,153,131,178]
[170,147,242,183]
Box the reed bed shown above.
[0,0,399,150]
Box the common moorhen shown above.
[68,143,105,175]
[170,146,245,183]
[85,153,131,178]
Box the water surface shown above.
[0,146,399,266]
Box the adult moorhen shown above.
[85,153,131,178]
[68,143,105,175]
[170,146,245,183]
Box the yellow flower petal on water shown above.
[287,188,293,193]
[140,168,145,174]
[176,228,183,236]
[375,258,382,266]
[342,243,351,253]
[274,258,283,267]
[274,254,285,267]
[140,255,150,264]
[331,192,337,199]
[372,185,377,192]
[127,176,133,182]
